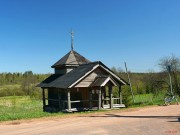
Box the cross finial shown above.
[71,30,74,50]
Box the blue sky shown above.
[0,0,180,73]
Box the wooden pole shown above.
[109,86,113,109]
[124,62,135,103]
[104,87,107,105]
[67,89,71,111]
[98,88,102,110]
[42,88,46,112]
[167,65,173,95]
[58,89,61,111]
[102,87,104,108]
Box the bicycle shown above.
[164,95,179,105]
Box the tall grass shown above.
[0,96,60,121]
[131,93,180,107]
[0,94,179,121]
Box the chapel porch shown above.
[42,85,125,113]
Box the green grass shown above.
[0,96,62,121]
[131,93,180,107]
[134,94,162,105]
[0,94,179,122]
[0,84,22,97]
[0,84,21,90]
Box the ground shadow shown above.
[81,114,180,121]
[168,120,180,123]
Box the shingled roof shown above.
[38,61,128,89]
[51,50,91,68]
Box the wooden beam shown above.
[101,87,104,108]
[67,89,71,111]
[98,87,102,110]
[109,86,113,109]
[42,88,46,112]
[125,62,135,103]
[71,100,89,103]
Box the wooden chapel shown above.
[38,31,128,112]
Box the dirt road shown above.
[0,105,180,135]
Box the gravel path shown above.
[0,105,180,135]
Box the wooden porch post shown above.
[109,86,113,109]
[42,88,46,112]
[101,87,104,108]
[98,87,102,110]
[89,88,93,109]
[67,89,71,111]
[119,86,122,104]
[58,89,61,111]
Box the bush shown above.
[122,86,133,107]
[29,87,42,99]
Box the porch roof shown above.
[90,76,118,87]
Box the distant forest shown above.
[0,55,180,98]
[113,69,180,96]
[0,71,50,97]
[112,54,180,97]
[0,70,180,98]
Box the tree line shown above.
[0,55,180,99]
[112,54,180,97]
[0,71,49,85]
[0,71,50,97]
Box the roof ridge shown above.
[65,51,72,64]
[78,61,101,66]
[70,50,78,64]
[72,50,91,64]
[51,51,71,68]
[65,50,78,65]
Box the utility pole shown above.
[167,65,173,95]
[124,62,135,103]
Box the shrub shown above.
[122,86,133,107]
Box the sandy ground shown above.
[0,105,180,135]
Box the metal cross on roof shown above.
[71,30,74,50]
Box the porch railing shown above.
[44,97,124,111]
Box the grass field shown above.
[0,96,63,121]
[0,94,179,121]
[0,84,21,90]
[0,84,22,97]
[134,94,163,105]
